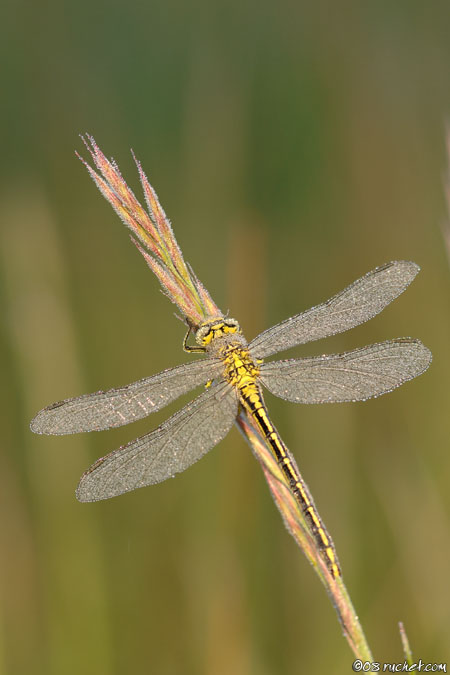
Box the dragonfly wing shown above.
[259,339,431,404]
[76,382,238,502]
[250,261,420,358]
[31,358,223,435]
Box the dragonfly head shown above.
[195,317,242,348]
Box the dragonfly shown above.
[31,260,431,578]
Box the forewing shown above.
[259,339,431,404]
[250,261,420,358]
[30,358,223,435]
[76,382,238,502]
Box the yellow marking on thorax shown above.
[221,346,260,390]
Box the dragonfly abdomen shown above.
[239,382,341,579]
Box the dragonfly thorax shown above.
[195,319,259,384]
[221,344,260,391]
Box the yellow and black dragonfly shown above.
[31,260,431,577]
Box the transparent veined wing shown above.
[258,339,432,404]
[250,261,420,359]
[30,358,223,435]
[76,382,238,502]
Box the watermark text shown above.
[352,660,447,673]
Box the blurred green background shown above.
[1,1,450,673]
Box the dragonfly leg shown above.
[183,325,206,353]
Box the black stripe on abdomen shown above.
[240,385,341,578]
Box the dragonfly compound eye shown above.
[195,318,241,346]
